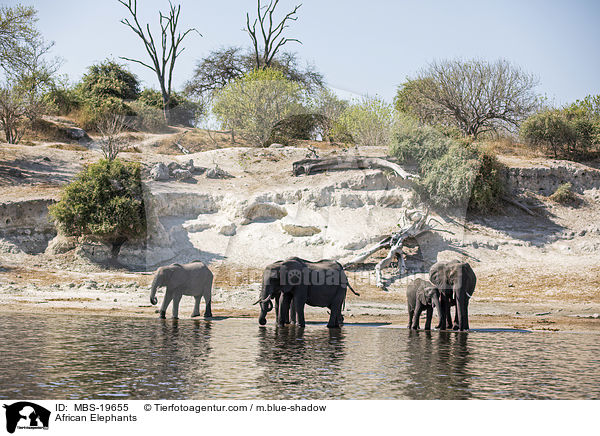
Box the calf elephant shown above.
[254,257,359,328]
[150,260,213,319]
[429,260,476,331]
[406,278,442,330]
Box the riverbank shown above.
[1,263,599,332]
[2,129,600,334]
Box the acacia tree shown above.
[118,0,199,123]
[245,0,302,69]
[396,58,539,138]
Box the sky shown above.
[6,0,600,105]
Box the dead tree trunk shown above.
[345,209,450,288]
[292,157,417,180]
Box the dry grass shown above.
[482,137,545,159]
[49,143,89,152]
[152,128,349,155]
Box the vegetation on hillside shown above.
[49,159,145,256]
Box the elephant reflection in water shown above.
[403,330,471,400]
[255,327,346,399]
[151,320,214,394]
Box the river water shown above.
[0,313,598,400]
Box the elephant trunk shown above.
[150,274,160,305]
[257,284,274,325]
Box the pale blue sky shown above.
[7,0,600,105]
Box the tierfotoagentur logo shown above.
[3,402,50,434]
[280,267,348,287]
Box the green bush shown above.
[72,60,140,130]
[549,183,577,204]
[138,88,203,127]
[49,159,146,254]
[128,101,168,133]
[213,68,305,146]
[334,96,393,146]
[78,60,140,101]
[390,118,505,211]
[43,85,81,115]
[520,104,599,159]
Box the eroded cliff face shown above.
[502,158,600,196]
[3,146,600,273]
[133,159,416,269]
[0,199,57,255]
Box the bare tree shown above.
[398,58,539,139]
[0,84,27,143]
[245,0,302,69]
[118,0,199,123]
[97,114,129,161]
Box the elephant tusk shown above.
[252,299,262,305]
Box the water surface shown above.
[0,313,598,399]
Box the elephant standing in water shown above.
[255,257,359,328]
[429,260,476,331]
[406,278,442,330]
[150,260,213,319]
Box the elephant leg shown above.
[191,296,201,317]
[327,299,343,329]
[159,289,173,319]
[412,302,423,329]
[294,298,305,328]
[274,296,280,324]
[456,295,469,331]
[279,293,292,326]
[203,293,212,318]
[436,297,447,330]
[172,294,182,319]
[290,296,296,324]
[424,307,433,330]
[408,309,414,329]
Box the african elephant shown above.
[406,278,442,330]
[150,260,213,319]
[254,257,359,328]
[429,260,476,331]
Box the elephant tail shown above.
[347,282,360,296]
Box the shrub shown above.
[549,183,577,204]
[128,101,168,133]
[334,96,393,146]
[49,159,145,256]
[212,68,305,146]
[520,105,599,159]
[43,85,81,115]
[390,118,505,211]
[137,88,203,127]
[78,60,140,101]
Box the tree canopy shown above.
[395,58,539,139]
[212,67,305,146]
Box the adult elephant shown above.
[150,260,213,319]
[429,260,476,331]
[254,257,359,328]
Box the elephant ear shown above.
[424,287,438,303]
[429,264,447,289]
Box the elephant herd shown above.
[149,257,476,331]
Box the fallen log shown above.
[502,196,537,216]
[292,156,417,180]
